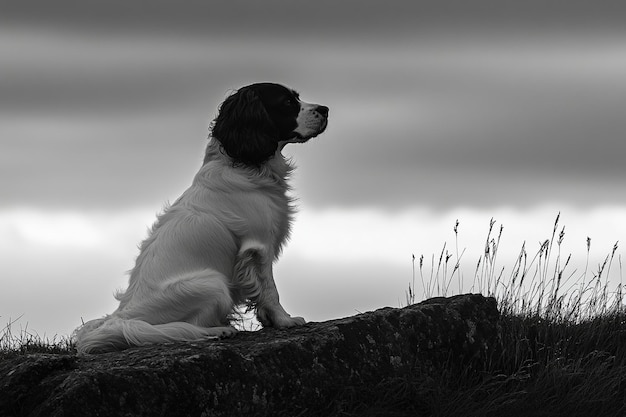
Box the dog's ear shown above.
[210,87,278,165]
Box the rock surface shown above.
[0,294,499,417]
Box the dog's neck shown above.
[201,138,294,185]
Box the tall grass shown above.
[407,212,624,321]
[398,213,626,417]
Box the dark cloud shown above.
[2,2,626,211]
[0,113,208,209]
[287,52,626,209]
[0,33,238,115]
[4,0,625,37]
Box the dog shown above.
[74,83,329,354]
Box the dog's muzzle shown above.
[293,103,329,141]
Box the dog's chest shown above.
[262,185,294,254]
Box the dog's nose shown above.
[316,105,329,118]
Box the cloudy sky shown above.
[2,1,626,338]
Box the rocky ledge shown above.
[0,294,499,417]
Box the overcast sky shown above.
[2,1,626,338]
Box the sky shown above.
[2,1,626,339]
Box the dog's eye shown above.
[284,99,293,107]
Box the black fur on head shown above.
[209,83,300,166]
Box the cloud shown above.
[2,13,626,212]
[0,29,235,115]
[285,39,626,209]
[4,0,626,38]
[0,111,210,209]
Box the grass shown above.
[388,212,626,417]
[2,213,626,416]
[0,316,74,358]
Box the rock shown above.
[0,294,499,417]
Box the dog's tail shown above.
[74,269,236,354]
[74,317,235,354]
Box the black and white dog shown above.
[75,83,329,354]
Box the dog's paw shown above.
[218,326,238,338]
[257,308,306,328]
[279,316,306,328]
[204,326,238,339]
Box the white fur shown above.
[284,100,329,145]
[74,141,307,354]
[238,238,267,254]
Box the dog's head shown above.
[210,83,329,165]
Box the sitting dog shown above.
[75,83,329,354]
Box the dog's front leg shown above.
[255,264,306,328]
[234,241,305,328]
